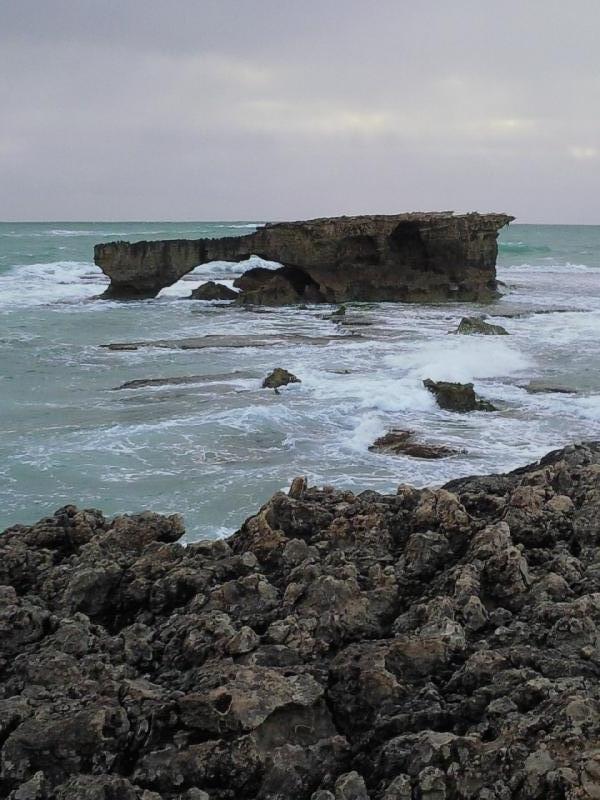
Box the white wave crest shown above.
[0,261,108,308]
[159,255,282,298]
[387,337,532,383]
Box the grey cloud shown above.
[1,0,599,221]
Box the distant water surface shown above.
[1,221,599,540]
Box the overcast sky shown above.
[1,0,599,222]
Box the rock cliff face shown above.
[2,442,600,799]
[94,212,513,302]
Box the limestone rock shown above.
[94,212,513,301]
[423,379,496,412]
[2,442,600,798]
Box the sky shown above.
[1,0,599,223]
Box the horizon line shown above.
[1,218,600,226]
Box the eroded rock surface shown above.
[94,212,513,302]
[2,442,600,798]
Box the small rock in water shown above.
[455,316,509,335]
[190,281,238,301]
[262,367,301,389]
[424,378,496,412]
[369,429,463,459]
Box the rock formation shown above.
[94,212,513,302]
[2,443,600,798]
[424,379,497,412]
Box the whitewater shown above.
[1,221,599,540]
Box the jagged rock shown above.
[94,212,513,301]
[3,443,600,798]
[455,316,508,335]
[190,281,238,301]
[262,368,301,389]
[369,429,462,459]
[423,379,496,412]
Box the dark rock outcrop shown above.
[94,212,513,302]
[424,379,497,412]
[262,368,301,389]
[369,429,463,459]
[455,316,509,335]
[190,281,238,301]
[2,442,600,798]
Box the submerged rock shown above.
[112,371,252,391]
[525,380,578,394]
[103,334,341,351]
[262,368,301,389]
[369,429,462,459]
[94,212,513,302]
[424,378,497,412]
[455,316,509,335]
[2,443,600,798]
[190,281,238,301]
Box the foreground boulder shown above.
[190,281,238,301]
[369,429,462,459]
[94,212,513,301]
[424,378,497,412]
[455,316,509,335]
[3,442,600,798]
[262,368,301,389]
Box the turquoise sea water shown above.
[1,221,599,539]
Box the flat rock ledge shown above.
[2,442,600,799]
[94,212,513,303]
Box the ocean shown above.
[1,221,599,540]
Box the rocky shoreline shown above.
[2,442,600,799]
